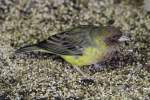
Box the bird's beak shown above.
[118,36,130,42]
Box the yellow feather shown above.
[61,37,109,66]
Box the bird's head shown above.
[103,26,130,46]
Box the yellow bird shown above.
[16,25,129,66]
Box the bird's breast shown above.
[61,40,109,66]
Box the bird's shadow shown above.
[86,50,137,74]
[11,50,136,73]
[11,51,65,63]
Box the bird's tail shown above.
[15,44,42,53]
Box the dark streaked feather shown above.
[36,32,84,55]
[16,25,96,55]
[34,26,97,55]
[37,26,99,55]
[15,44,42,53]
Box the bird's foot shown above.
[73,65,95,85]
[79,77,95,86]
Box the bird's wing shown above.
[36,26,93,55]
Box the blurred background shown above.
[0,0,150,99]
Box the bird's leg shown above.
[73,65,95,85]
[73,65,87,78]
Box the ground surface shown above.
[0,0,150,99]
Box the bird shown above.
[15,25,129,66]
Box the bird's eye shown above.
[112,34,121,40]
[112,35,118,40]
